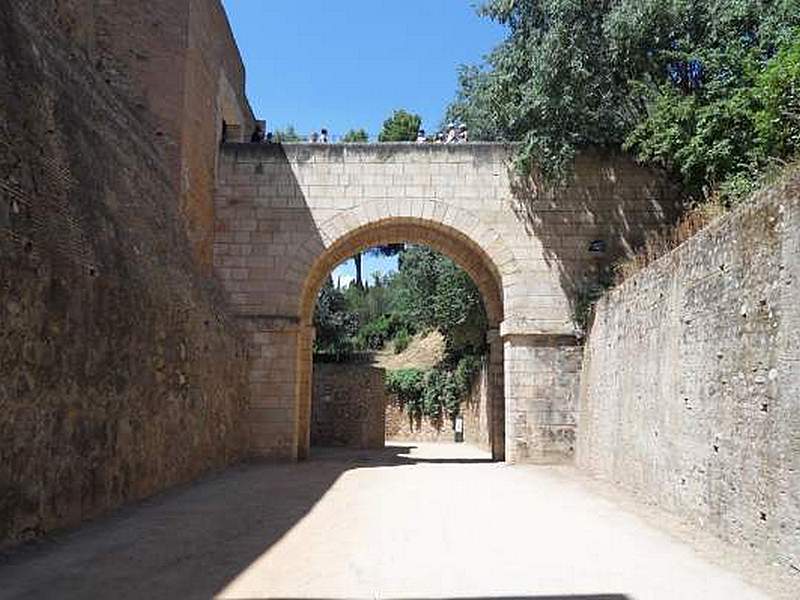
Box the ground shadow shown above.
[250,596,632,600]
[0,445,498,599]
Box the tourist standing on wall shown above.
[250,125,265,143]
[445,123,457,144]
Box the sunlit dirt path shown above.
[0,443,793,600]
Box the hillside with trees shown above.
[314,245,487,421]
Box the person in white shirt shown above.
[445,123,457,144]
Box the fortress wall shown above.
[577,172,800,570]
[0,1,249,548]
[91,0,255,270]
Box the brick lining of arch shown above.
[297,217,505,329]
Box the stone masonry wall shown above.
[386,359,492,452]
[0,1,249,548]
[93,0,254,270]
[312,363,385,450]
[215,143,676,462]
[577,172,800,571]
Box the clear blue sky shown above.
[221,0,506,140]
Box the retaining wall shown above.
[577,173,800,571]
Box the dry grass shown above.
[614,160,800,283]
[613,199,728,283]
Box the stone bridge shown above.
[214,142,676,462]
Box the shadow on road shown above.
[0,444,535,600]
[244,596,632,600]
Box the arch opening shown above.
[295,218,507,462]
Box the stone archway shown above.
[213,142,675,463]
[295,217,508,461]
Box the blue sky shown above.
[221,0,505,140]
[222,1,505,281]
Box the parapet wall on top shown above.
[577,171,800,571]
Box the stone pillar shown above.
[487,329,505,461]
[240,317,311,460]
[501,322,581,464]
[295,325,315,460]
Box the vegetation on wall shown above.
[313,245,488,417]
[272,125,303,142]
[386,354,480,421]
[378,109,423,142]
[447,0,800,204]
[342,128,369,142]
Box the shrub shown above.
[386,368,427,416]
[393,329,411,354]
[355,314,407,351]
[385,355,482,420]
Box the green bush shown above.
[386,355,482,420]
[393,329,411,354]
[386,368,427,416]
[754,37,800,162]
[355,314,408,351]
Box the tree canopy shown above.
[378,109,423,142]
[313,245,488,419]
[447,0,800,201]
[272,125,303,142]
[342,128,369,142]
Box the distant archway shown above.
[296,218,506,461]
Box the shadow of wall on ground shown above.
[508,150,681,328]
[0,446,507,599]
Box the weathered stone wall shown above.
[0,1,249,548]
[577,173,800,571]
[92,0,254,270]
[215,143,676,462]
[311,363,385,450]
[385,359,492,452]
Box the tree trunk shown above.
[354,253,363,288]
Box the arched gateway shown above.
[213,143,674,463]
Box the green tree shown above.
[314,277,359,359]
[342,128,369,142]
[349,243,404,290]
[378,109,422,142]
[447,0,800,199]
[273,125,303,142]
[392,246,487,356]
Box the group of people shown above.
[248,125,331,143]
[247,124,469,144]
[249,125,271,143]
[307,129,330,143]
[418,123,469,144]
